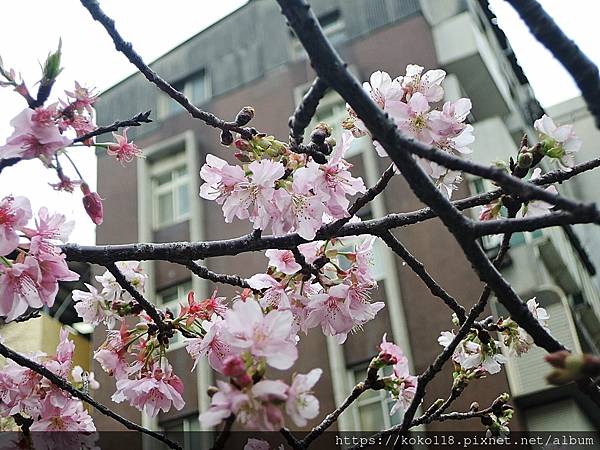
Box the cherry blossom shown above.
[285,368,322,427]
[305,283,354,343]
[534,114,581,170]
[199,380,249,427]
[112,361,184,417]
[107,128,143,165]
[397,64,446,102]
[186,315,235,373]
[363,70,404,109]
[265,249,302,275]
[0,108,71,162]
[0,195,31,255]
[222,299,298,370]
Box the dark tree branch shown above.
[80,0,255,139]
[105,262,168,335]
[379,230,466,322]
[74,110,152,143]
[504,0,600,127]
[0,341,181,450]
[183,261,250,289]
[289,77,328,146]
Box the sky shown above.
[0,0,598,245]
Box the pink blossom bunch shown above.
[345,65,475,198]
[534,114,581,170]
[72,261,148,328]
[0,329,95,431]
[199,368,322,430]
[243,236,384,344]
[498,298,550,356]
[200,130,365,240]
[0,197,78,321]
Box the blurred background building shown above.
[90,0,600,441]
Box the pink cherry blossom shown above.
[107,128,143,165]
[199,154,246,203]
[527,297,549,328]
[388,92,435,145]
[247,273,292,310]
[222,159,284,230]
[112,361,184,417]
[378,333,406,366]
[65,81,97,114]
[29,397,95,432]
[389,374,418,416]
[313,133,366,218]
[305,283,354,343]
[273,163,327,240]
[0,108,71,161]
[186,315,236,373]
[398,64,446,102]
[222,299,298,370]
[199,380,249,427]
[265,249,302,275]
[73,283,112,326]
[238,380,289,430]
[363,71,404,109]
[534,114,581,169]
[0,195,31,255]
[285,368,322,427]
[0,255,44,321]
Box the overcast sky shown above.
[1,0,598,245]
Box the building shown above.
[93,0,600,440]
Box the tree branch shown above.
[74,110,152,143]
[0,341,181,450]
[504,0,600,127]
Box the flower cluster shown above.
[344,66,475,198]
[200,130,365,239]
[0,196,78,321]
[497,298,549,356]
[73,261,147,328]
[200,367,322,431]
[0,329,95,432]
[375,334,418,415]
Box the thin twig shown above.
[184,261,250,289]
[74,110,152,143]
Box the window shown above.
[348,364,401,430]
[161,414,201,450]
[151,153,190,229]
[157,71,211,119]
[290,10,346,60]
[156,279,193,349]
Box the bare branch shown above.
[504,0,600,127]
[79,0,255,139]
[74,110,152,143]
[379,230,466,322]
[184,260,251,289]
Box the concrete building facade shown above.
[93,0,600,440]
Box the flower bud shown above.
[545,351,600,385]
[81,182,104,225]
[207,386,219,398]
[234,151,251,163]
[310,128,327,145]
[470,402,480,411]
[42,40,63,83]
[222,355,246,378]
[220,130,234,146]
[235,106,255,126]
[517,151,533,169]
[234,138,252,152]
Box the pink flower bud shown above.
[222,355,246,378]
[81,183,103,225]
[234,138,252,152]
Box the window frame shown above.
[150,152,191,230]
